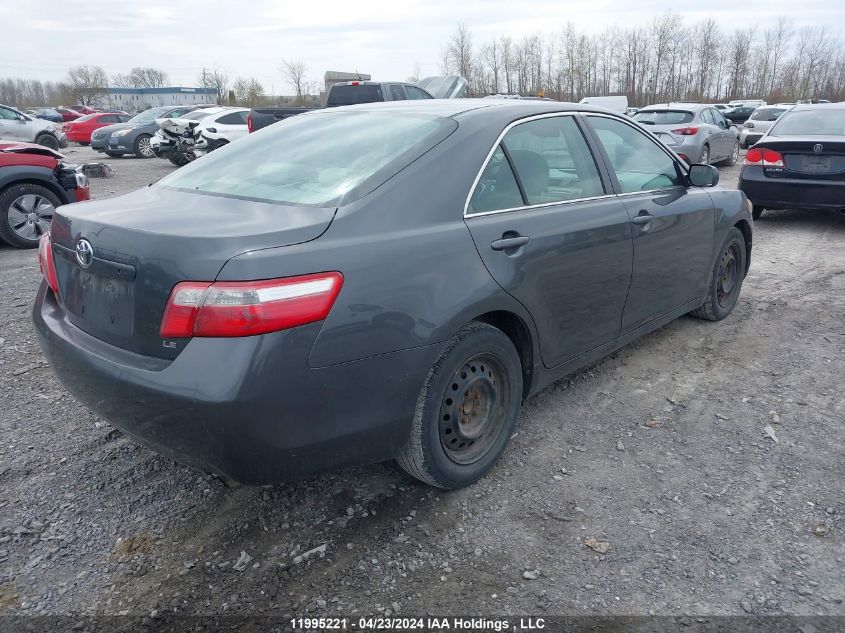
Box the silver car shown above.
[739,105,792,148]
[633,103,740,166]
[0,104,67,150]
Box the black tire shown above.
[396,322,523,489]
[211,139,228,151]
[104,151,122,158]
[689,227,747,321]
[77,141,90,146]
[168,153,189,167]
[752,205,764,220]
[133,134,154,158]
[698,144,710,165]
[0,183,61,248]
[34,133,59,151]
[722,140,740,166]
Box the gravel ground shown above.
[0,145,843,620]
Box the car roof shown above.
[332,98,628,120]
[638,103,703,112]
[790,103,845,112]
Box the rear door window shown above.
[218,111,248,125]
[467,146,524,214]
[587,116,683,192]
[700,109,715,125]
[405,86,433,100]
[389,84,406,101]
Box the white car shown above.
[192,107,249,155]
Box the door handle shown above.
[491,235,531,251]
[631,212,655,226]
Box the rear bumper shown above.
[739,130,762,146]
[739,167,845,210]
[33,284,434,484]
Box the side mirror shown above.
[688,164,719,187]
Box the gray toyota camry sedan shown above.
[34,100,752,489]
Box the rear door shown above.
[701,108,727,159]
[464,113,633,368]
[584,114,715,332]
[388,84,407,101]
[0,106,27,141]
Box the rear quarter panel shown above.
[708,187,752,272]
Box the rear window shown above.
[633,110,694,125]
[157,111,456,206]
[770,109,845,136]
[327,84,384,107]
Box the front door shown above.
[464,114,633,368]
[584,114,715,333]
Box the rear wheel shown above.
[396,322,523,489]
[34,133,59,150]
[134,134,154,158]
[752,205,764,220]
[722,140,740,166]
[698,144,710,165]
[0,183,60,248]
[689,227,747,321]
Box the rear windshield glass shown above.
[770,109,845,136]
[327,85,383,107]
[75,114,97,122]
[750,108,787,121]
[633,110,694,125]
[157,111,456,206]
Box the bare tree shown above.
[233,76,265,106]
[198,66,229,104]
[66,65,108,105]
[111,67,169,89]
[406,62,423,84]
[280,59,310,105]
[447,23,474,87]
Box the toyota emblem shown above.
[75,239,93,268]
[813,143,823,153]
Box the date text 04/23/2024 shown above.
[291,617,547,631]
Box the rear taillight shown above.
[160,272,344,338]
[247,112,253,133]
[38,233,60,296]
[745,148,784,167]
[671,126,699,136]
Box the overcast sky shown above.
[3,0,842,93]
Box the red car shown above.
[63,112,131,145]
[56,107,81,122]
[69,105,98,115]
[0,142,89,248]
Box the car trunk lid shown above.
[48,186,336,360]
[757,137,845,180]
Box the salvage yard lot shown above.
[0,147,843,617]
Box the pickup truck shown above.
[247,76,467,133]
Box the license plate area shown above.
[800,155,832,173]
[54,246,136,337]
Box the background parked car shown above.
[56,107,81,122]
[63,112,131,146]
[739,105,791,148]
[30,108,64,123]
[0,141,89,248]
[579,95,628,113]
[194,107,249,152]
[91,105,200,158]
[723,106,756,124]
[0,104,68,150]
[69,105,98,115]
[633,103,740,165]
[739,103,845,219]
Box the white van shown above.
[728,99,767,108]
[579,96,629,113]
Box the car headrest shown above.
[507,150,549,196]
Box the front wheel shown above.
[396,322,523,489]
[689,227,747,321]
[134,134,154,158]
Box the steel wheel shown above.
[8,193,54,242]
[716,242,740,308]
[438,352,510,465]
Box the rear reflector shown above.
[160,272,344,338]
[745,148,784,167]
[38,233,60,296]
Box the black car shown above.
[723,106,755,124]
[739,103,845,219]
[34,101,751,489]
